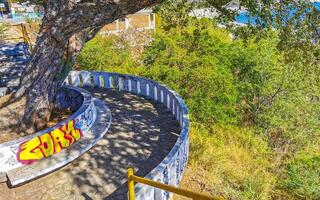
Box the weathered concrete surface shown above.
[7,97,110,187]
[0,88,180,200]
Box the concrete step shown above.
[0,43,30,95]
[0,56,29,63]
[0,49,26,56]
[0,61,28,68]
[0,43,29,59]
[0,42,29,51]
[0,87,7,97]
[0,78,20,88]
[0,67,24,77]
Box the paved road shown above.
[0,88,180,200]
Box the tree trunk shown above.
[9,0,163,130]
[15,26,66,129]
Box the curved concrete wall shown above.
[0,86,97,173]
[66,71,190,200]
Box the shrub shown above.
[76,35,142,75]
[283,154,320,199]
[141,20,239,124]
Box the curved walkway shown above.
[0,88,180,200]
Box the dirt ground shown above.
[0,95,71,144]
[172,166,217,200]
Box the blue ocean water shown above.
[236,2,320,24]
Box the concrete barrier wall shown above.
[0,86,97,173]
[66,71,190,200]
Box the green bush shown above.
[141,19,285,127]
[141,20,239,124]
[228,32,284,126]
[283,154,320,199]
[76,35,141,75]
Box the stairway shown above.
[0,42,29,96]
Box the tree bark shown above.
[11,0,163,130]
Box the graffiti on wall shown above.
[17,120,82,164]
[75,103,95,132]
[0,87,99,173]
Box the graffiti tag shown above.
[17,120,82,164]
[75,103,95,132]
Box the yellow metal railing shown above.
[5,23,32,52]
[127,168,224,200]
[20,23,33,52]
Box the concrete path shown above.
[0,88,180,200]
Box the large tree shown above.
[3,0,319,131]
[6,0,163,130]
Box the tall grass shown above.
[187,124,275,199]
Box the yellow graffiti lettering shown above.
[61,120,82,144]
[68,120,82,140]
[38,133,55,157]
[18,137,44,163]
[17,120,82,164]
[51,129,71,153]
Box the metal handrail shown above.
[20,23,32,52]
[127,168,224,200]
[4,23,32,52]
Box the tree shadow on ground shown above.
[2,87,180,200]
[68,88,180,199]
